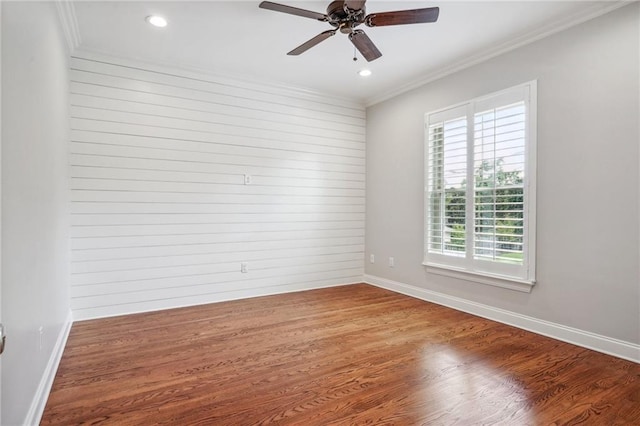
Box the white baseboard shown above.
[73,279,363,321]
[24,309,73,426]
[364,274,640,363]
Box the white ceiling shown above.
[71,1,623,105]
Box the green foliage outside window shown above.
[442,159,524,263]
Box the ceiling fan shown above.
[259,0,440,62]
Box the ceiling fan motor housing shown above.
[327,1,366,33]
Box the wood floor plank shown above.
[41,284,640,425]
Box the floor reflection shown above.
[408,343,537,424]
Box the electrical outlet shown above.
[370,254,375,263]
[244,174,252,185]
[241,262,248,273]
[389,257,394,267]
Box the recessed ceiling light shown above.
[358,69,372,77]
[146,15,168,28]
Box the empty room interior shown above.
[1,0,639,425]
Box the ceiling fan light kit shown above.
[259,0,439,62]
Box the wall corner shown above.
[55,0,81,53]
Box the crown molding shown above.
[55,0,81,53]
[365,0,632,107]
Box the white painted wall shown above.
[365,4,639,345]
[69,53,365,320]
[1,2,71,425]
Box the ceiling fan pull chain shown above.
[353,45,358,61]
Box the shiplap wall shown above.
[69,54,365,320]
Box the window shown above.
[424,82,536,290]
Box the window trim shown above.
[423,81,537,291]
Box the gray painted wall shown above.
[365,4,639,344]
[1,2,70,424]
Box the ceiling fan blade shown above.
[366,7,439,27]
[288,30,337,56]
[259,1,328,22]
[349,30,382,62]
[344,0,366,11]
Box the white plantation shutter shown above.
[473,102,525,264]
[426,106,468,268]
[424,82,536,287]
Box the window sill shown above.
[422,262,535,293]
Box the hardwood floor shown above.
[42,284,639,425]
